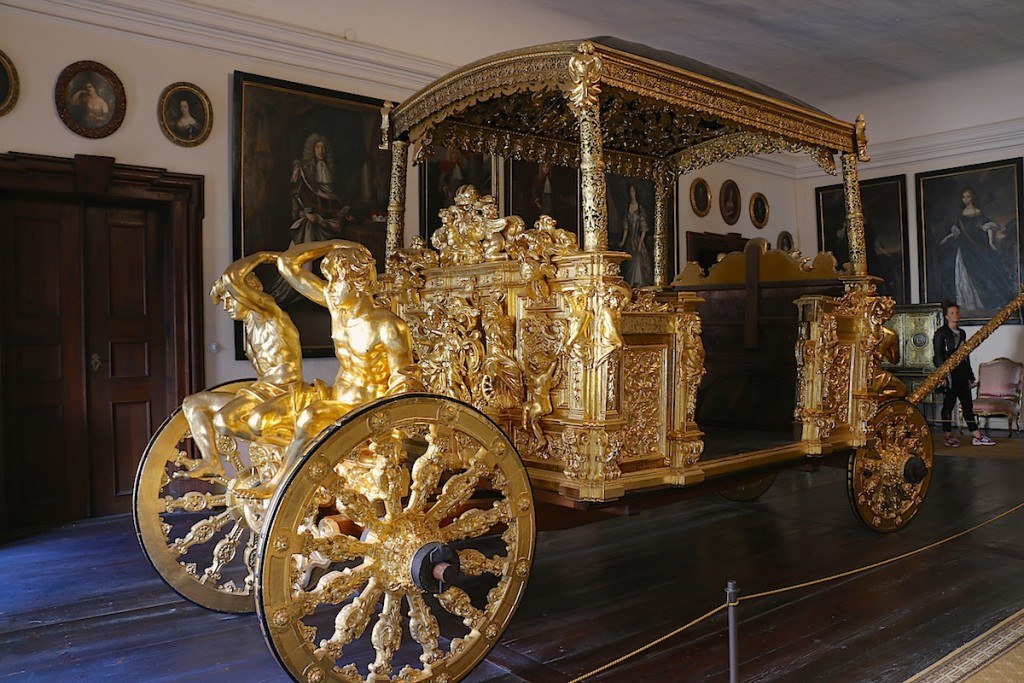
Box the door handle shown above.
[90,352,107,372]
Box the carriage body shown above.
[133,37,942,682]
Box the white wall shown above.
[3,2,1022,388]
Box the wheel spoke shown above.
[304,564,374,609]
[406,592,442,665]
[369,590,404,679]
[326,475,385,535]
[169,510,233,554]
[303,531,373,563]
[438,586,487,632]
[439,500,509,543]
[458,549,506,577]
[161,491,228,513]
[428,453,489,523]
[369,436,408,520]
[317,577,383,660]
[199,519,245,585]
[406,429,454,513]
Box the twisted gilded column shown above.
[841,152,867,277]
[653,168,672,287]
[566,41,608,252]
[384,139,409,272]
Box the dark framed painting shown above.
[690,177,711,217]
[720,179,740,225]
[749,192,769,229]
[505,159,580,237]
[233,71,391,357]
[607,174,674,287]
[419,148,495,242]
[777,230,794,252]
[0,48,18,117]
[55,60,125,138]
[816,175,911,304]
[158,82,212,147]
[916,158,1023,324]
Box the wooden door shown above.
[0,153,204,533]
[84,205,170,517]
[0,199,90,528]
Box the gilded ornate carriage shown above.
[133,38,976,682]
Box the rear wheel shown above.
[257,393,535,682]
[133,380,272,613]
[848,400,933,532]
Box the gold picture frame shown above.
[158,82,212,147]
[689,177,711,217]
[720,179,740,225]
[54,60,126,138]
[0,48,19,117]
[750,192,769,228]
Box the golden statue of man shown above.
[240,240,421,497]
[180,252,304,477]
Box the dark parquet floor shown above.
[3,434,1024,682]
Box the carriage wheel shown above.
[847,400,933,532]
[720,472,776,502]
[256,394,536,683]
[134,380,270,613]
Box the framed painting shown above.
[689,177,711,217]
[916,158,1023,324]
[55,60,126,138]
[749,192,769,229]
[607,174,674,287]
[720,179,740,225]
[158,82,212,147]
[419,148,495,243]
[233,71,391,357]
[0,48,18,117]
[816,175,911,304]
[505,159,580,238]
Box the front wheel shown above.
[848,400,933,532]
[256,393,536,682]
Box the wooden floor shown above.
[4,435,1024,682]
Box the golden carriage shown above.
[131,38,990,682]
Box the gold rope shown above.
[566,499,1024,682]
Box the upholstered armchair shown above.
[965,357,1024,436]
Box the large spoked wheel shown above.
[134,379,271,613]
[848,399,933,532]
[256,393,536,683]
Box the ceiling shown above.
[207,0,1024,106]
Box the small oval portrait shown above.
[55,61,125,138]
[776,230,794,252]
[0,48,19,117]
[159,82,212,146]
[750,192,769,228]
[690,177,711,217]
[720,179,740,225]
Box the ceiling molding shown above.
[3,0,454,95]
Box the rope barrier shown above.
[565,499,1024,682]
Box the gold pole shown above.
[653,168,671,287]
[841,153,867,277]
[908,289,1024,404]
[567,41,608,252]
[385,139,409,272]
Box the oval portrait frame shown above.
[55,60,126,138]
[689,177,711,217]
[720,179,740,225]
[776,230,794,252]
[158,82,213,147]
[750,192,770,229]
[0,48,19,117]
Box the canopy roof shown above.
[389,37,860,179]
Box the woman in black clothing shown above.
[933,301,995,447]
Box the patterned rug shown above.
[905,607,1024,682]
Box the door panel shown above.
[0,199,88,528]
[85,206,168,517]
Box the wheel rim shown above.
[257,394,535,683]
[133,380,270,613]
[848,400,934,532]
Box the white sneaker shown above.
[972,435,996,446]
